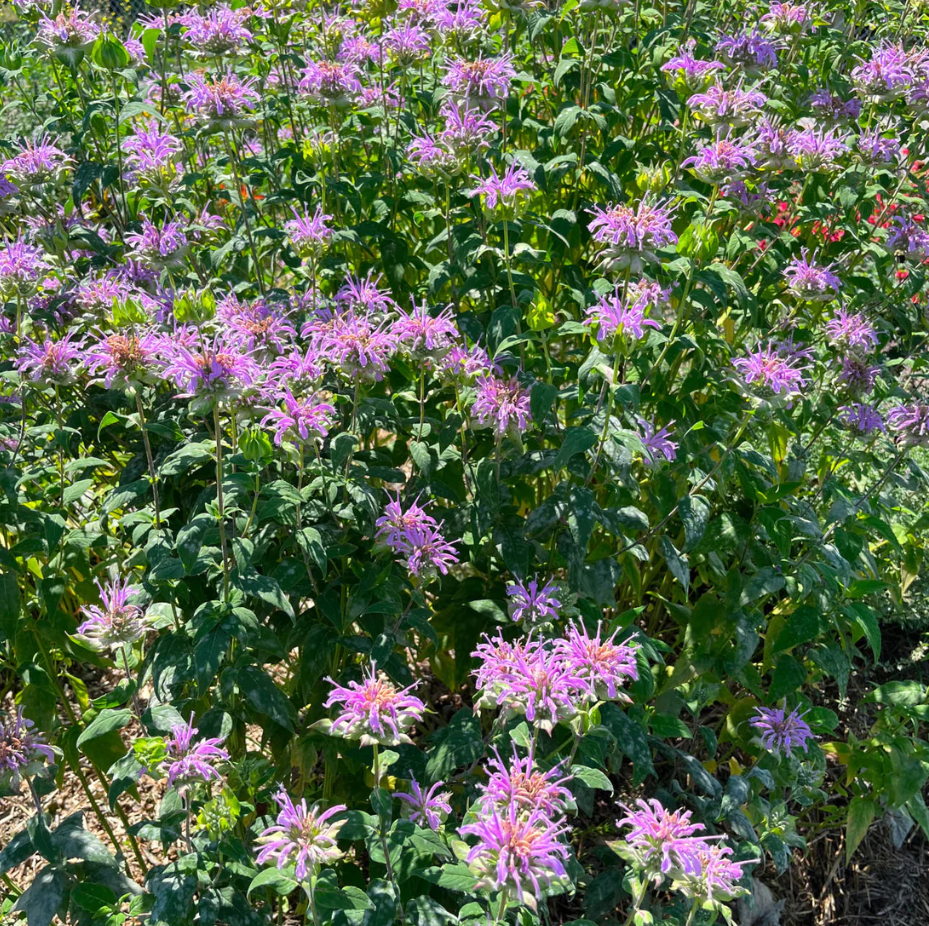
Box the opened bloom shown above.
[164,716,229,790]
[396,779,453,830]
[324,664,425,746]
[77,577,152,652]
[750,705,815,756]
[256,788,346,883]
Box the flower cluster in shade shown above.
[0,709,56,787]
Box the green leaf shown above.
[160,441,214,477]
[571,765,614,793]
[601,704,654,782]
[102,479,150,515]
[406,896,457,926]
[247,866,298,898]
[234,571,295,619]
[77,708,132,751]
[149,870,198,926]
[13,866,66,926]
[52,813,118,867]
[0,827,34,876]
[771,605,823,653]
[846,797,876,862]
[658,536,689,596]
[414,864,479,892]
[649,713,693,740]
[845,603,881,663]
[678,495,711,552]
[237,665,296,730]
[70,883,117,914]
[553,426,597,471]
[865,681,926,707]
[176,514,213,574]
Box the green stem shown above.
[135,391,161,529]
[214,406,230,602]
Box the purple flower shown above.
[617,798,713,881]
[383,21,431,63]
[555,621,639,701]
[336,272,397,316]
[472,375,532,435]
[472,632,541,708]
[588,196,677,272]
[0,238,47,297]
[688,82,767,125]
[839,403,885,436]
[460,805,570,906]
[324,663,425,746]
[184,72,259,124]
[506,577,562,624]
[479,746,573,819]
[433,0,483,41]
[125,216,189,267]
[16,332,83,385]
[285,206,334,257]
[761,2,812,34]
[753,116,792,168]
[787,125,849,171]
[163,332,260,402]
[392,299,459,356]
[808,89,862,124]
[851,42,915,101]
[164,715,229,790]
[36,7,99,49]
[824,308,878,350]
[468,163,536,211]
[75,276,132,315]
[0,709,55,786]
[638,418,678,466]
[492,644,584,732]
[438,343,498,381]
[439,102,496,156]
[662,41,725,92]
[319,312,398,381]
[218,295,297,356]
[886,403,929,446]
[393,525,461,580]
[85,332,159,389]
[256,788,346,883]
[268,345,326,390]
[838,356,880,395]
[722,179,768,214]
[443,54,516,108]
[261,390,336,446]
[750,705,815,756]
[297,60,362,107]
[858,128,901,167]
[885,214,929,262]
[683,134,755,184]
[376,493,439,548]
[180,4,253,54]
[339,33,379,64]
[675,841,754,902]
[124,120,183,180]
[408,134,457,173]
[1,135,70,186]
[783,249,842,301]
[732,342,810,396]
[396,779,453,830]
[715,30,778,73]
[77,577,152,651]
[586,287,661,342]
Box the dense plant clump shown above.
[2,0,929,924]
